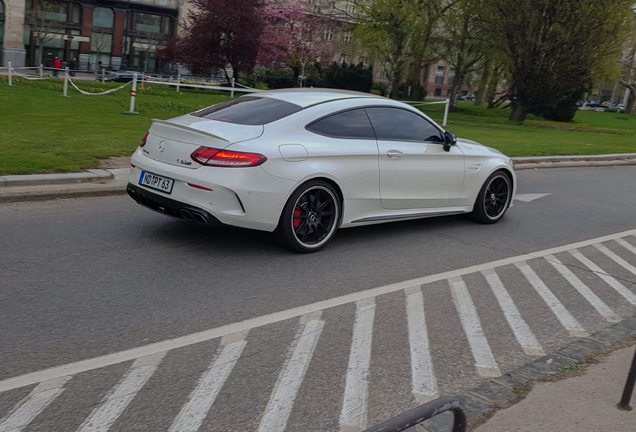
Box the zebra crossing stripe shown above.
[339,299,376,430]
[0,377,69,432]
[594,243,636,278]
[258,314,324,432]
[570,249,636,305]
[516,261,588,337]
[169,333,247,432]
[3,229,636,396]
[481,269,545,356]
[449,277,501,377]
[545,255,620,323]
[405,288,438,399]
[615,238,636,257]
[78,353,165,432]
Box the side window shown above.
[365,107,443,143]
[306,109,376,139]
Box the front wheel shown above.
[470,171,512,224]
[274,181,341,253]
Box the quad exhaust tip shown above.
[179,209,209,226]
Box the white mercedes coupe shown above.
[127,89,516,252]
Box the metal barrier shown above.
[363,396,466,432]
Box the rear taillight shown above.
[140,131,149,147]
[190,146,267,167]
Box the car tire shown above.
[470,170,512,224]
[274,180,341,253]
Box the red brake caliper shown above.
[293,207,301,229]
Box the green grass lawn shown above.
[0,76,232,175]
[1,75,635,174]
[418,101,636,157]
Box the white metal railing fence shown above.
[403,99,451,127]
[124,73,260,114]
[2,64,451,125]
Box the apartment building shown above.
[1,0,183,70]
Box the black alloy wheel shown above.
[274,181,340,253]
[470,171,512,224]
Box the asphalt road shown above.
[1,166,636,431]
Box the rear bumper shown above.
[127,183,222,228]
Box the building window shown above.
[163,16,173,35]
[435,66,444,84]
[93,7,114,29]
[434,88,442,97]
[448,68,455,86]
[40,3,67,22]
[340,54,350,64]
[343,31,353,43]
[323,27,333,41]
[71,4,81,24]
[136,13,162,33]
[346,0,356,14]
[360,57,369,66]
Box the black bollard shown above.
[618,347,636,409]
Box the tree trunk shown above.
[411,61,423,101]
[486,67,502,108]
[509,101,529,122]
[449,85,459,112]
[626,89,636,115]
[389,65,403,100]
[474,61,490,107]
[291,66,300,88]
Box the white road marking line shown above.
[514,193,551,203]
[258,315,324,432]
[449,277,501,377]
[3,228,636,394]
[570,249,636,305]
[516,262,588,337]
[616,238,636,256]
[405,289,437,400]
[78,352,165,432]
[481,269,545,356]
[0,377,70,432]
[545,255,620,322]
[170,332,247,432]
[339,299,376,430]
[594,243,636,277]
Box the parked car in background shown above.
[584,101,604,108]
[95,72,149,83]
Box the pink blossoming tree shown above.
[258,0,336,87]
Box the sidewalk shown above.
[474,345,636,432]
[0,153,635,203]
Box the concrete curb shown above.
[423,315,636,432]
[0,181,128,203]
[512,153,636,170]
[0,154,634,203]
[0,169,113,187]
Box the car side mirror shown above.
[443,131,457,152]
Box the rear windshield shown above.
[191,96,303,125]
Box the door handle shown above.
[386,150,403,158]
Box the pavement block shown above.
[531,353,578,374]
[469,381,516,403]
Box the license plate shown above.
[139,171,174,194]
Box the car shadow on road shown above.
[141,213,482,257]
